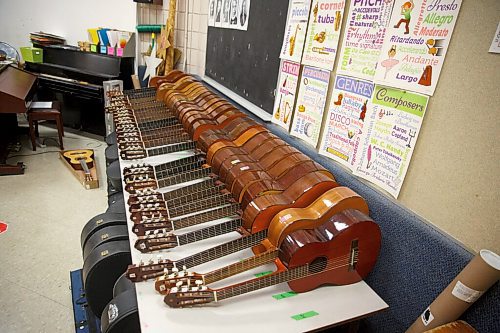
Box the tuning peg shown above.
[163,267,169,275]
[182,265,187,272]
[170,287,178,293]
[139,260,144,266]
[148,258,154,265]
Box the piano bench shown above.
[28,101,64,151]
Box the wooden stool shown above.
[28,101,64,151]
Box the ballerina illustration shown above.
[381,46,400,79]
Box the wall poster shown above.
[319,75,374,170]
[272,61,301,130]
[302,0,346,70]
[373,0,463,96]
[210,0,250,30]
[353,85,429,198]
[290,66,330,147]
[280,0,312,63]
[337,0,395,80]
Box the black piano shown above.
[25,45,134,136]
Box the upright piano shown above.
[25,45,134,135]
[0,64,38,175]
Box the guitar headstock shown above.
[155,270,204,294]
[131,215,171,236]
[120,145,147,160]
[130,207,168,223]
[127,193,164,207]
[135,230,177,253]
[164,285,215,308]
[123,164,155,178]
[126,257,174,282]
[124,175,157,194]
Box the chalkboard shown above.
[205,0,289,114]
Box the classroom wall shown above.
[0,0,136,52]
[191,0,500,254]
[136,0,208,76]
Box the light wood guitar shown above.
[63,149,94,182]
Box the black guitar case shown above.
[113,272,136,297]
[108,192,124,206]
[106,132,117,146]
[80,212,127,250]
[105,144,119,165]
[83,240,132,317]
[82,225,130,261]
[107,180,121,197]
[106,160,122,191]
[106,197,126,214]
[101,289,140,333]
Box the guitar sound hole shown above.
[309,256,327,274]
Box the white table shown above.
[119,149,388,333]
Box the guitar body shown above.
[279,209,381,291]
[242,172,339,233]
[63,149,94,170]
[197,118,262,152]
[191,112,246,141]
[206,127,270,165]
[217,139,289,183]
[239,161,332,208]
[267,187,368,247]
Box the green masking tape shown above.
[254,270,273,278]
[272,291,298,300]
[291,311,319,321]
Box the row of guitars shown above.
[106,70,382,308]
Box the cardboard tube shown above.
[406,249,500,333]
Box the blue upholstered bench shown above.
[260,121,499,333]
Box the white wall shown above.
[0,0,136,51]
[137,0,208,76]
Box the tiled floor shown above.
[0,125,108,333]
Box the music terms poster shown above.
[290,66,330,147]
[353,85,429,198]
[373,0,462,96]
[319,75,374,170]
[336,0,395,80]
[272,61,301,130]
[302,0,346,70]
[280,0,311,63]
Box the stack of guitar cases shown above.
[79,135,140,333]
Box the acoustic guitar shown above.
[63,149,94,182]
[163,208,381,307]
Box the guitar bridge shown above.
[348,239,359,272]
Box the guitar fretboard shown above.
[157,167,212,189]
[216,265,307,301]
[172,203,240,231]
[156,160,205,181]
[176,230,268,269]
[165,184,225,209]
[147,141,196,157]
[138,116,179,131]
[177,218,242,246]
[167,192,231,219]
[154,154,205,174]
[205,249,279,284]
[162,178,215,201]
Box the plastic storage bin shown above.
[20,47,43,63]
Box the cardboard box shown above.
[60,150,99,189]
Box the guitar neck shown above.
[204,249,279,285]
[175,230,268,270]
[157,167,212,189]
[165,184,225,209]
[153,154,205,175]
[163,178,215,201]
[147,141,196,157]
[177,217,242,247]
[172,203,240,230]
[155,160,205,181]
[167,192,232,219]
[215,263,308,301]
